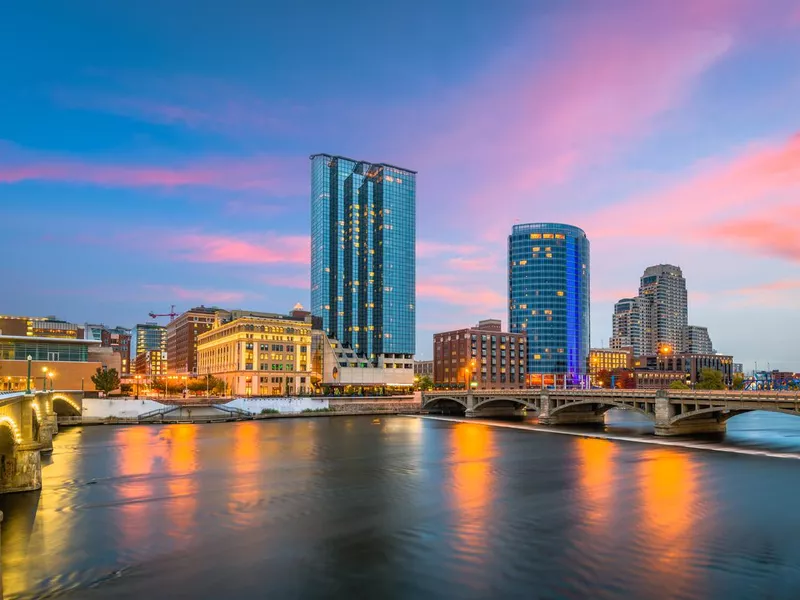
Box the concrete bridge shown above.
[421,388,800,436]
[0,390,83,494]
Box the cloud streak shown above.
[0,142,304,194]
[162,232,310,265]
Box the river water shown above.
[2,412,800,599]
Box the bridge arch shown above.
[422,396,467,412]
[549,399,655,420]
[52,395,81,417]
[473,396,532,411]
[671,406,800,426]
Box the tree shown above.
[611,369,635,389]
[120,383,133,395]
[595,369,611,388]
[414,375,434,391]
[696,368,725,390]
[732,374,745,390]
[669,380,690,390]
[91,367,120,396]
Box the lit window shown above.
[543,233,554,239]
[519,260,527,265]
[530,234,541,239]
[556,291,564,296]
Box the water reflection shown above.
[638,448,703,596]
[115,427,156,553]
[164,425,198,546]
[228,421,261,528]
[575,437,616,533]
[449,423,494,570]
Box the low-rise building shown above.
[134,350,167,377]
[197,308,313,396]
[0,335,101,391]
[588,348,632,387]
[414,360,433,378]
[311,331,415,393]
[434,319,526,389]
[633,352,734,388]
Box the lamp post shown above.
[42,367,50,392]
[26,355,32,393]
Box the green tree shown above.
[696,368,725,390]
[91,367,121,396]
[414,375,434,391]
[120,383,133,395]
[732,374,745,390]
[669,380,690,390]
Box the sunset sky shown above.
[1,0,799,369]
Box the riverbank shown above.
[410,414,800,460]
[61,398,422,427]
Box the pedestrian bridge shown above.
[421,388,800,436]
[0,390,83,494]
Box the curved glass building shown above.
[508,223,590,385]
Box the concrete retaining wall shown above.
[82,398,167,419]
[226,397,329,414]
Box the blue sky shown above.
[1,0,799,369]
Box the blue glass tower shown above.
[508,223,590,384]
[310,154,416,364]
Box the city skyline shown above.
[1,1,799,370]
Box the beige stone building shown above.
[197,309,313,396]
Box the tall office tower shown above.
[508,223,590,385]
[134,322,167,356]
[683,325,713,354]
[638,264,687,354]
[610,297,643,356]
[310,154,416,368]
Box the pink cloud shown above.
[409,0,764,235]
[0,143,303,194]
[709,207,800,262]
[445,256,499,272]
[417,276,506,315]
[588,132,800,246]
[162,232,310,265]
[723,278,800,308]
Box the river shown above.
[2,412,800,599]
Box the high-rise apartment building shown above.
[434,319,526,389]
[683,325,713,354]
[134,322,167,356]
[638,264,687,354]
[610,297,643,356]
[310,153,416,377]
[508,223,590,385]
[167,306,218,375]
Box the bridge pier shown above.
[654,391,727,436]
[0,441,43,494]
[536,392,605,426]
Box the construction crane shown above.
[148,304,178,322]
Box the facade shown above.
[0,335,101,391]
[312,331,415,391]
[633,352,734,388]
[0,316,81,339]
[108,327,132,375]
[167,306,218,375]
[197,309,313,396]
[433,319,526,389]
[414,360,433,378]
[134,350,167,377]
[683,325,713,354]
[134,323,167,356]
[588,348,632,386]
[310,153,416,373]
[610,297,643,356]
[638,264,688,355]
[508,223,590,385]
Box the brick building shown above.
[434,319,526,389]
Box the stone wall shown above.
[327,398,421,413]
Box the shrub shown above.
[260,408,280,414]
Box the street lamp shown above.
[134,375,141,399]
[182,375,188,399]
[42,367,50,392]
[26,355,32,393]
[49,371,55,392]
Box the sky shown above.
[1,0,799,370]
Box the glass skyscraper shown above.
[508,223,590,384]
[310,154,416,365]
